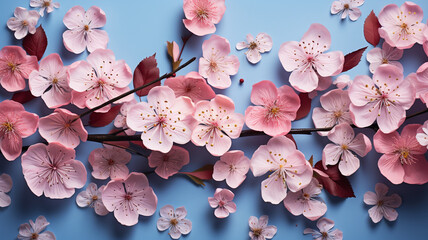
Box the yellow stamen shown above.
[7,62,17,72]
[22,20,29,26]
[84,25,90,31]
[170,218,178,226]
[2,122,13,132]
[52,78,58,84]
[249,42,258,50]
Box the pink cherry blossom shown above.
[164,71,215,103]
[68,49,134,112]
[76,182,109,216]
[7,7,40,40]
[251,135,313,204]
[0,100,39,161]
[278,23,344,93]
[416,120,428,149]
[333,74,352,90]
[366,42,403,74]
[21,142,87,199]
[330,0,364,21]
[38,108,88,149]
[88,146,131,180]
[236,33,273,64]
[424,26,428,56]
[374,124,428,185]
[182,0,226,36]
[0,46,38,92]
[303,217,343,240]
[411,63,428,107]
[157,205,192,239]
[63,6,108,54]
[248,215,277,240]
[212,150,250,188]
[208,188,237,218]
[199,35,240,89]
[30,0,60,17]
[191,95,244,156]
[363,183,402,223]
[0,173,12,207]
[378,2,426,50]
[245,80,300,137]
[17,216,55,240]
[113,99,137,136]
[148,145,190,179]
[349,64,415,134]
[29,53,72,108]
[102,172,157,226]
[283,178,327,221]
[126,86,196,153]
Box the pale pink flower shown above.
[38,108,88,149]
[303,217,343,240]
[62,6,108,54]
[21,142,87,199]
[283,178,327,221]
[0,46,38,92]
[378,2,426,49]
[279,23,344,93]
[199,35,240,89]
[88,146,131,180]
[245,80,300,137]
[424,27,428,56]
[29,53,72,108]
[251,135,313,204]
[102,172,157,226]
[411,63,428,107]
[191,95,244,156]
[416,120,428,148]
[76,183,109,216]
[374,124,428,184]
[248,215,277,240]
[113,99,137,136]
[164,71,215,103]
[0,173,12,207]
[208,188,236,218]
[126,86,196,153]
[366,42,403,74]
[148,145,190,179]
[30,0,60,17]
[333,74,352,90]
[330,0,364,21]
[17,216,55,240]
[363,183,401,223]
[236,33,273,64]
[212,150,250,188]
[0,100,39,161]
[68,49,134,112]
[7,7,40,40]
[349,64,415,134]
[157,205,192,239]
[182,0,226,36]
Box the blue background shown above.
[1,0,428,239]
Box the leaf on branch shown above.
[11,90,36,104]
[180,164,214,186]
[308,155,314,167]
[167,41,182,71]
[22,25,48,61]
[186,175,206,186]
[133,54,160,97]
[89,104,122,127]
[364,10,381,47]
[342,47,367,72]
[295,93,311,120]
[313,160,355,198]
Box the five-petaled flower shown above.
[148,145,190,179]
[88,146,131,180]
[248,215,277,240]
[212,150,250,188]
[330,0,365,21]
[182,0,226,36]
[236,33,273,64]
[7,7,40,40]
[0,173,12,207]
[303,217,343,240]
[208,188,237,218]
[17,216,55,240]
[366,42,403,74]
[30,0,60,17]
[76,182,109,216]
[363,183,402,223]
[157,205,192,239]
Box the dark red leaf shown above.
[11,90,36,104]
[364,10,381,47]
[295,93,311,120]
[89,104,122,127]
[133,54,160,97]
[313,160,355,198]
[342,47,367,72]
[22,25,48,61]
[180,164,213,180]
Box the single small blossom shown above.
[251,135,313,204]
[0,46,38,92]
[63,6,108,54]
[279,23,344,93]
[17,216,55,240]
[411,62,428,107]
[333,74,352,90]
[0,100,39,161]
[199,35,240,89]
[416,120,428,148]
[248,215,277,240]
[7,7,40,40]
[148,145,190,179]
[191,95,244,156]
[76,183,109,216]
[102,172,157,226]
[29,53,72,108]
[303,217,343,240]
[378,2,426,49]
[38,108,88,149]
[236,33,273,64]
[374,124,428,185]
[366,42,403,74]
[363,183,402,223]
[330,0,364,21]
[0,173,12,207]
[212,150,250,188]
[164,71,216,103]
[182,0,226,36]
[30,0,60,17]
[245,80,300,137]
[88,146,131,180]
[113,99,138,136]
[157,205,192,239]
[208,188,237,218]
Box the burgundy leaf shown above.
[11,90,36,104]
[313,160,355,198]
[295,93,311,120]
[364,10,381,47]
[133,54,160,97]
[342,47,367,72]
[22,25,48,61]
[89,104,122,127]
[180,164,213,180]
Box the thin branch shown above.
[94,141,149,158]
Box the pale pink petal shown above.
[63,6,85,29]
[183,18,216,36]
[278,41,307,71]
[256,33,273,52]
[378,154,404,184]
[384,193,402,208]
[330,1,344,14]
[250,80,278,106]
[212,160,230,181]
[322,144,342,167]
[314,51,344,77]
[376,103,406,134]
[214,207,230,218]
[38,231,55,240]
[349,102,379,128]
[304,199,327,221]
[1,132,23,161]
[316,217,335,232]
[176,218,192,234]
[373,129,400,154]
[363,191,378,205]
[250,145,275,177]
[289,65,319,92]
[338,150,360,176]
[246,49,262,64]
[402,155,428,184]
[86,29,109,52]
[261,174,287,204]
[328,123,355,145]
[368,206,383,223]
[85,6,107,28]
[148,146,190,179]
[63,29,86,54]
[283,191,304,216]
[348,8,362,21]
[236,41,249,50]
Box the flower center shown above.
[108,159,115,165]
[43,1,51,7]
[185,84,192,93]
[209,61,218,71]
[22,20,29,26]
[269,107,280,116]
[381,58,389,64]
[125,194,132,201]
[7,62,17,72]
[64,122,71,128]
[377,200,384,207]
[31,233,39,239]
[197,9,208,19]
[52,78,59,84]
[343,4,350,9]
[170,218,178,226]
[92,195,98,201]
[218,200,225,207]
[84,25,90,31]
[303,193,310,199]
[333,110,342,118]
[321,232,328,239]
[252,228,262,237]
[2,122,14,132]
[249,42,258,50]
[307,56,315,63]
[397,147,416,165]
[400,23,408,30]
[341,144,348,150]
[229,164,236,172]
